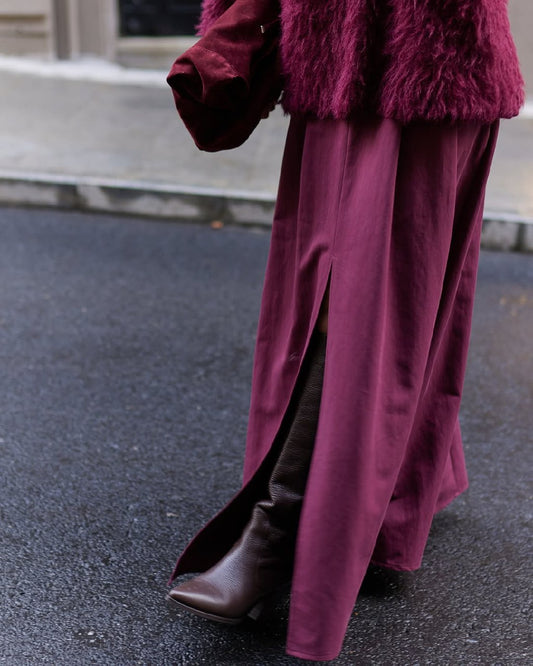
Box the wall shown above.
[0,0,116,59]
[0,0,55,57]
[508,0,533,96]
[77,0,117,60]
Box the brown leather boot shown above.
[168,331,326,623]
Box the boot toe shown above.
[169,577,219,608]
[168,576,245,624]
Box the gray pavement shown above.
[0,64,533,249]
[1,206,531,665]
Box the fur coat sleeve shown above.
[196,0,524,123]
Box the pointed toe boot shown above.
[168,331,327,624]
[168,510,292,623]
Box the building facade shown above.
[0,0,531,94]
[0,0,201,62]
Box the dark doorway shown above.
[119,0,202,37]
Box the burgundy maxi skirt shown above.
[171,116,500,661]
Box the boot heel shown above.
[247,599,265,621]
[247,581,290,621]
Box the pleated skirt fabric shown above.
[172,115,500,661]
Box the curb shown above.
[1,172,532,252]
[0,172,275,227]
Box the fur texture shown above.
[197,0,524,122]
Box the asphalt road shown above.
[0,207,531,665]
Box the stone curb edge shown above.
[0,172,532,252]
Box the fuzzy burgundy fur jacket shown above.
[197,0,524,122]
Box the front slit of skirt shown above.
[169,116,350,583]
[169,261,334,583]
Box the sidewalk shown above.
[0,57,532,251]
